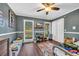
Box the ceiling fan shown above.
[37,3,60,15]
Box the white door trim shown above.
[24,20,34,42]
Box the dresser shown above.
[0,38,9,56]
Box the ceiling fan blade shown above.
[46,12,49,15]
[37,8,45,12]
[42,3,55,7]
[51,7,60,10]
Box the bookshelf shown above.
[34,22,50,41]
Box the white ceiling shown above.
[8,3,79,20]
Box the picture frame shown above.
[0,10,5,27]
[8,9,15,28]
[34,22,44,29]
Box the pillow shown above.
[64,37,73,44]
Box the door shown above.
[24,20,34,42]
[52,21,57,40]
[57,18,64,43]
[52,18,64,43]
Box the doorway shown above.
[24,20,34,42]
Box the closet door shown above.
[52,21,57,40]
[52,18,64,43]
[24,20,34,42]
[57,18,64,43]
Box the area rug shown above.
[37,41,55,56]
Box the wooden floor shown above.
[18,43,43,56]
[18,41,59,56]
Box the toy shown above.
[64,47,72,50]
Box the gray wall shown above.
[0,3,16,42]
[64,9,79,32]
[16,15,52,37]
[64,9,79,39]
[16,15,51,31]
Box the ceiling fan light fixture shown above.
[45,7,52,12]
[36,3,60,15]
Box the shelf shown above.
[35,31,44,33]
